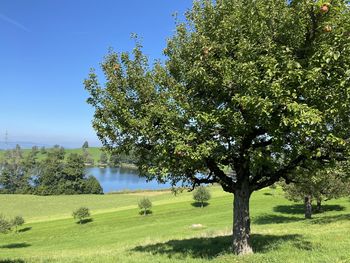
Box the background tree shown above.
[109,153,120,167]
[82,141,89,149]
[0,215,12,234]
[82,148,94,166]
[12,216,24,233]
[72,207,91,224]
[99,152,108,166]
[193,186,211,208]
[138,197,152,216]
[282,165,350,218]
[85,0,350,254]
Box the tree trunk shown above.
[144,209,146,216]
[315,198,322,213]
[304,195,312,219]
[233,183,253,255]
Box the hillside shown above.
[0,187,349,262]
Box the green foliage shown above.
[84,176,103,194]
[82,141,89,149]
[99,152,108,166]
[193,186,211,208]
[282,164,350,209]
[12,216,24,233]
[0,146,103,195]
[72,207,91,224]
[138,197,152,215]
[85,0,350,193]
[0,215,12,234]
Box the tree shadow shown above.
[18,227,32,233]
[0,260,25,263]
[273,204,345,215]
[76,218,93,224]
[310,213,350,225]
[191,202,210,208]
[0,243,31,249]
[253,214,304,224]
[263,193,273,196]
[132,233,309,259]
[138,210,153,216]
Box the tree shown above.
[282,165,350,218]
[82,148,94,166]
[0,215,12,234]
[82,141,89,149]
[109,154,120,167]
[12,216,24,233]
[85,0,350,255]
[72,207,91,224]
[193,186,211,208]
[138,197,152,216]
[99,152,109,166]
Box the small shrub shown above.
[12,216,25,233]
[193,186,211,208]
[0,215,12,234]
[72,207,91,224]
[138,197,152,216]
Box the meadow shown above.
[0,186,350,263]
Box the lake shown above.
[86,167,174,193]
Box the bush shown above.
[0,215,12,234]
[72,207,91,224]
[193,186,211,208]
[12,216,25,233]
[138,197,152,216]
[84,176,103,194]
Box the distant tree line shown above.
[0,145,103,195]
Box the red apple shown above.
[320,4,329,13]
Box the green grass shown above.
[0,187,350,262]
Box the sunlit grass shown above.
[0,187,349,262]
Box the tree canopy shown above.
[85,0,350,254]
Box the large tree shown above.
[85,0,350,255]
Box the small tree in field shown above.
[12,216,25,233]
[85,0,350,255]
[72,207,91,224]
[0,215,12,234]
[193,186,211,208]
[282,165,350,218]
[138,197,152,216]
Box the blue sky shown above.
[0,0,192,148]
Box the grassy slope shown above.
[0,187,350,263]
[0,147,103,163]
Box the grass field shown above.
[0,186,350,263]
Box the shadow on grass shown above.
[18,227,32,233]
[0,243,31,249]
[274,204,345,215]
[0,260,25,263]
[191,202,210,208]
[132,233,310,259]
[138,210,153,216]
[263,193,273,196]
[253,214,304,224]
[76,218,93,224]
[310,213,350,224]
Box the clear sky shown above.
[0,0,192,148]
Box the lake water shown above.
[86,167,173,193]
